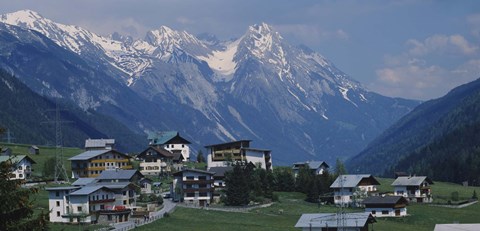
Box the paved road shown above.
[108,199,177,231]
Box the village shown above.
[1,131,479,231]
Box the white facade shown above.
[139,159,168,175]
[366,207,407,217]
[12,158,34,180]
[393,186,433,203]
[164,143,190,161]
[333,186,375,205]
[47,185,136,224]
[47,188,79,223]
[207,149,272,170]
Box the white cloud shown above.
[274,24,349,46]
[78,17,149,38]
[176,16,195,25]
[407,34,478,56]
[371,34,480,100]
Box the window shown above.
[107,215,112,221]
[182,144,185,148]
[56,191,60,197]
[56,201,60,207]
[18,166,23,170]
[100,205,105,210]
[382,210,389,215]
[57,211,60,217]
[199,184,207,188]
[199,192,207,197]
[123,191,127,196]
[19,174,23,178]
[123,200,127,205]
[371,210,376,215]
[186,193,195,197]
[77,206,82,212]
[198,176,207,180]
[186,176,194,180]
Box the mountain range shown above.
[347,77,480,184]
[0,10,419,164]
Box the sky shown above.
[1,0,479,100]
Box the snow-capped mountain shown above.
[0,10,420,164]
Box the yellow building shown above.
[69,150,133,178]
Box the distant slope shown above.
[0,69,145,151]
[347,77,480,183]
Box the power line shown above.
[42,99,72,183]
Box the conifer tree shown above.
[0,158,49,230]
[224,163,249,206]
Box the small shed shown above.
[29,145,40,155]
[1,147,12,156]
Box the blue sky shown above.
[1,0,479,100]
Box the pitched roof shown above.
[137,146,174,159]
[204,140,251,148]
[295,212,376,228]
[0,155,36,164]
[85,139,115,149]
[363,196,408,205]
[173,168,215,176]
[69,185,109,196]
[330,174,380,188]
[68,150,130,161]
[392,176,433,186]
[148,131,191,145]
[93,182,135,190]
[434,224,480,231]
[96,169,142,180]
[292,161,329,170]
[208,166,233,177]
[72,178,97,186]
[45,186,80,191]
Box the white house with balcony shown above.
[148,131,191,161]
[47,170,140,224]
[0,155,36,180]
[171,169,215,206]
[205,140,272,171]
[136,146,175,175]
[363,195,408,217]
[392,176,434,203]
[85,139,115,151]
[330,174,381,206]
[292,160,329,177]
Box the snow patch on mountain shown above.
[338,86,358,107]
[1,79,14,91]
[197,39,240,81]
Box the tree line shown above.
[223,161,340,206]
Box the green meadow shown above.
[137,180,480,231]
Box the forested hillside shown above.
[347,77,480,184]
[0,69,145,152]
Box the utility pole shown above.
[43,99,71,183]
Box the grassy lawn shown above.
[0,142,83,179]
[137,181,480,231]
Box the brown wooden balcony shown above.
[183,179,214,184]
[89,198,115,204]
[183,187,214,193]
